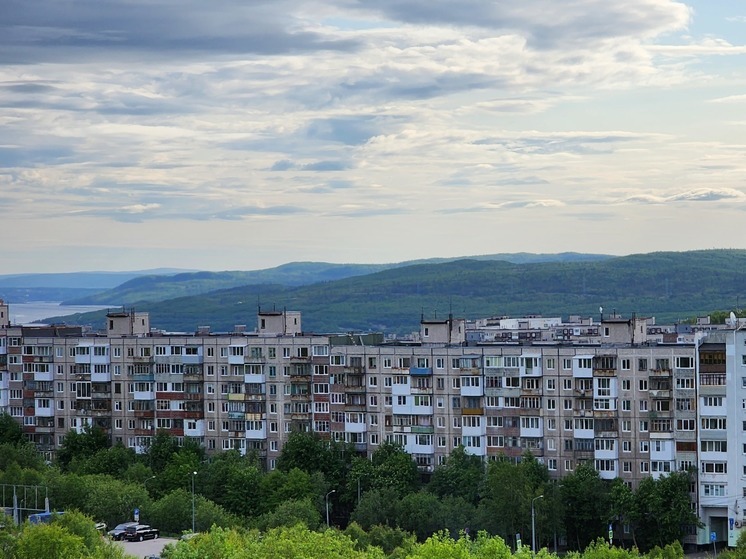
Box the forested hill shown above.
[44,249,746,334]
[63,252,611,306]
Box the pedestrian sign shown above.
[711,531,716,542]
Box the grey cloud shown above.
[348,1,689,48]
[474,133,642,155]
[0,146,76,167]
[0,0,361,64]
[623,188,745,204]
[327,207,409,217]
[269,159,352,172]
[305,117,382,145]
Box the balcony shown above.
[462,407,484,416]
[409,367,432,376]
[411,425,434,434]
[650,368,672,377]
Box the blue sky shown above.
[1,0,745,273]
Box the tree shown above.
[0,412,26,446]
[13,523,86,559]
[370,442,419,497]
[56,424,110,471]
[477,456,527,546]
[351,488,401,529]
[254,498,322,531]
[632,473,700,551]
[562,462,610,550]
[145,430,181,473]
[428,446,485,505]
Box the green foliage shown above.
[146,488,239,535]
[56,424,111,471]
[253,498,322,531]
[145,430,182,473]
[351,488,401,529]
[562,463,610,551]
[0,412,27,446]
[13,523,86,559]
[166,523,386,559]
[370,442,419,497]
[428,446,485,505]
[69,444,139,477]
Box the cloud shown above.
[439,199,565,214]
[347,0,691,48]
[0,0,361,64]
[622,188,746,204]
[649,37,746,57]
[709,94,746,104]
[269,159,352,171]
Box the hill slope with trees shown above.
[43,249,746,334]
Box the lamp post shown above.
[325,490,336,527]
[532,494,544,554]
[191,471,197,533]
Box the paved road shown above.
[119,537,178,558]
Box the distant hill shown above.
[63,253,612,306]
[41,249,745,334]
[0,269,196,305]
[0,269,194,290]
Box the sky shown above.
[2,0,746,273]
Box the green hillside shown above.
[63,253,611,306]
[44,249,746,334]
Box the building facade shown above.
[0,301,742,547]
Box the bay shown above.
[8,302,111,326]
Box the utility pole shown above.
[532,494,544,554]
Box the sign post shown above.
[516,533,521,552]
[134,507,140,523]
[608,523,613,544]
[711,530,717,558]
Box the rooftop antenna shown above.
[599,306,603,323]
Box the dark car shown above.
[107,521,138,541]
[124,523,159,542]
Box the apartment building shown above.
[0,302,742,547]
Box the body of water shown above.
[8,302,111,326]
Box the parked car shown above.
[108,521,138,541]
[124,523,159,542]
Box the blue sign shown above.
[711,531,716,542]
[134,507,140,522]
[730,518,735,530]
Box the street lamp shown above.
[531,494,544,554]
[325,490,336,527]
[191,471,197,533]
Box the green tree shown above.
[0,412,27,445]
[428,446,485,505]
[145,430,181,473]
[395,491,443,541]
[370,442,419,497]
[633,473,699,550]
[13,523,86,559]
[477,456,526,546]
[254,497,322,531]
[56,425,111,471]
[351,488,401,529]
[562,462,610,550]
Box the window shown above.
[621,379,630,391]
[546,379,556,391]
[639,379,648,391]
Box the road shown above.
[119,537,178,558]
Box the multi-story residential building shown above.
[1,300,744,547]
